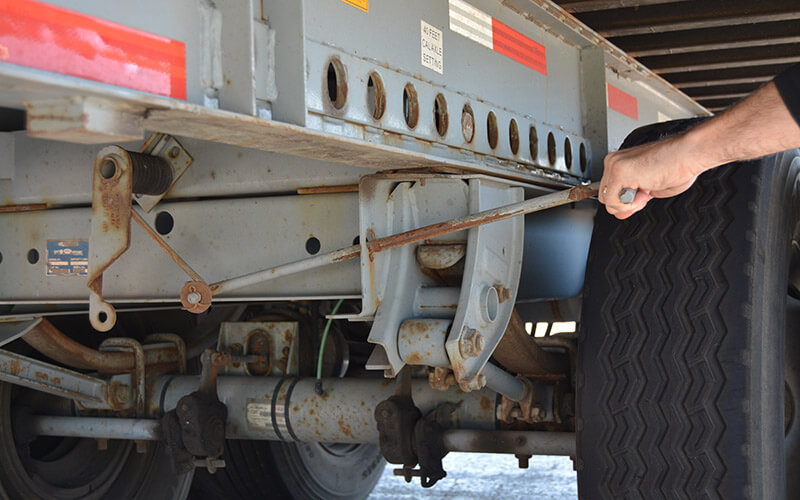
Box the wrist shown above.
[675,122,722,176]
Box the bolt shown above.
[516,453,531,469]
[168,146,180,159]
[186,292,202,304]
[135,440,148,454]
[109,383,131,409]
[96,438,108,451]
[458,328,485,359]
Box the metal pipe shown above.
[493,310,568,376]
[482,362,527,401]
[209,183,598,297]
[29,416,161,440]
[442,430,575,457]
[21,319,179,374]
[210,245,360,296]
[153,376,497,443]
[27,418,576,458]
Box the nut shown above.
[180,280,212,314]
[458,328,485,359]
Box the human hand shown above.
[598,134,705,219]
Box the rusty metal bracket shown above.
[87,146,133,332]
[86,137,196,332]
[144,333,187,374]
[100,338,146,416]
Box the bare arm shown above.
[599,81,800,219]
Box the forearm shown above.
[682,82,800,175]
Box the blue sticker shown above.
[46,240,89,276]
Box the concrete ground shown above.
[368,454,577,499]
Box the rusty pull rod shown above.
[202,182,600,301]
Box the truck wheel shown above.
[190,440,385,500]
[0,383,193,500]
[578,118,799,499]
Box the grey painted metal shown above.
[0,0,704,186]
[0,133,368,208]
[0,194,361,303]
[359,177,469,375]
[445,179,523,389]
[0,132,14,180]
[482,362,527,402]
[517,203,595,301]
[398,319,452,368]
[413,287,460,318]
[29,416,162,440]
[0,318,42,348]
[0,348,111,408]
[442,429,576,456]
[154,376,497,443]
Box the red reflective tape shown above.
[607,84,638,120]
[491,18,546,75]
[0,0,186,99]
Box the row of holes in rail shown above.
[325,57,588,173]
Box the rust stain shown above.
[7,359,22,376]
[568,184,598,201]
[34,371,49,381]
[406,352,423,365]
[297,184,359,195]
[0,203,48,213]
[480,396,492,411]
[337,418,355,439]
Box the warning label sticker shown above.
[340,0,368,12]
[421,20,444,74]
[246,401,270,430]
[46,240,88,276]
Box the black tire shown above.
[0,383,193,500]
[578,118,800,499]
[189,440,385,500]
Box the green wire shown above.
[316,298,345,381]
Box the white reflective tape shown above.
[449,0,493,49]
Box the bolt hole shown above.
[27,248,39,264]
[306,237,321,255]
[403,83,419,129]
[98,311,108,323]
[366,72,386,120]
[483,286,499,322]
[326,58,348,109]
[100,160,117,179]
[529,126,538,160]
[487,111,498,150]
[353,235,360,246]
[0,251,3,264]
[564,137,573,169]
[579,143,587,173]
[155,211,174,235]
[547,132,556,165]
[461,104,475,143]
[509,119,520,155]
[434,93,448,137]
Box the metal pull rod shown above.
[183,182,600,309]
